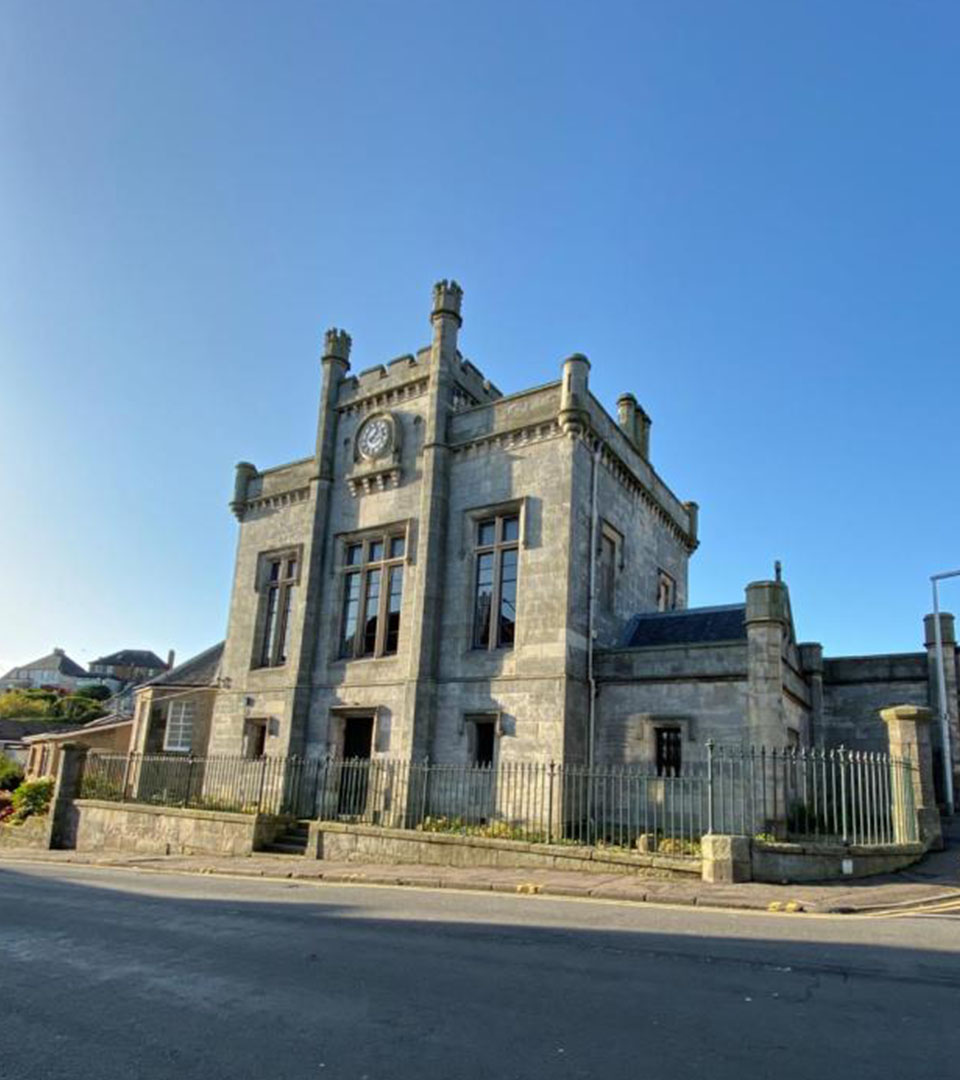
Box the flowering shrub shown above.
[656,837,701,857]
[10,778,54,822]
[416,815,545,843]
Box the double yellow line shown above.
[866,892,960,918]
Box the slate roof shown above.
[146,642,224,688]
[0,719,86,742]
[620,604,747,648]
[1,650,88,681]
[22,712,132,743]
[89,649,167,670]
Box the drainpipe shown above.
[587,441,601,769]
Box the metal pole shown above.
[706,740,715,835]
[587,443,601,771]
[931,572,957,811]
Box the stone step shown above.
[262,841,308,856]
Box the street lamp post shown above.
[931,569,960,813]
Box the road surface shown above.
[2,861,958,1079]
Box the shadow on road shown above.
[2,864,959,1080]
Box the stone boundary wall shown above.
[307,821,702,878]
[0,814,50,850]
[66,800,290,857]
[751,840,924,883]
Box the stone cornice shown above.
[573,426,698,553]
[338,377,429,417]
[236,485,311,519]
[347,465,402,497]
[449,419,563,458]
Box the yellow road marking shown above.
[866,896,960,918]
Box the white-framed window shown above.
[164,700,195,753]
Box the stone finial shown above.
[230,461,257,520]
[559,353,591,436]
[634,405,651,460]
[431,279,463,326]
[924,612,956,648]
[322,327,352,364]
[745,579,789,625]
[617,393,637,437]
[798,642,823,674]
[683,500,699,546]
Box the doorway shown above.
[338,714,374,818]
[342,715,374,760]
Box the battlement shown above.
[432,279,463,324]
[338,352,428,404]
[456,355,501,404]
[322,327,352,364]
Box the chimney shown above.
[615,394,651,460]
[634,406,651,460]
[166,649,176,671]
[617,393,637,440]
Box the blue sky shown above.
[1,1,958,674]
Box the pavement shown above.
[3,860,960,1080]
[2,823,959,914]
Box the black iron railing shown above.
[78,744,919,850]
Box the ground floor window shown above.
[244,719,268,759]
[163,701,195,753]
[466,714,499,767]
[655,727,681,777]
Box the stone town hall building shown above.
[136,281,959,802]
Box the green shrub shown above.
[656,837,701,857]
[11,778,54,820]
[0,754,25,792]
[79,774,124,801]
[416,814,545,843]
[74,684,111,701]
[58,695,106,723]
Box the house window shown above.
[655,727,681,777]
[164,701,195,753]
[657,569,676,613]
[472,513,520,649]
[339,530,406,659]
[255,550,300,667]
[598,523,622,614]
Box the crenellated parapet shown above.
[322,327,352,365]
[431,279,463,326]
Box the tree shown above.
[0,753,24,792]
[74,684,111,702]
[58,695,106,723]
[0,691,50,719]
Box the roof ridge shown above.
[632,603,745,620]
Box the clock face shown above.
[357,416,392,460]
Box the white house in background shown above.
[0,648,88,693]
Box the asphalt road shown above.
[2,862,959,1080]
